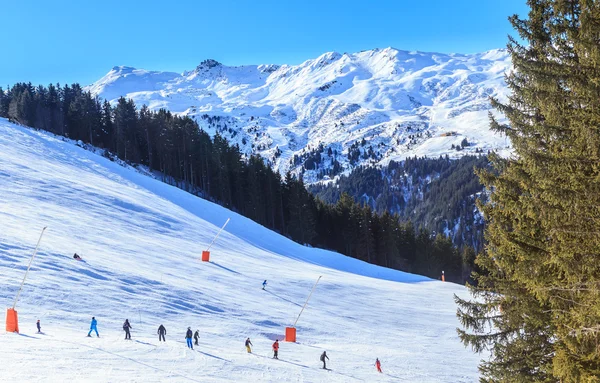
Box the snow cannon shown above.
[6,308,18,333]
[200,218,230,262]
[286,276,323,342]
[7,227,47,333]
[285,327,296,342]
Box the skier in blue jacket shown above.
[262,280,267,290]
[87,317,99,337]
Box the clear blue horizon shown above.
[3,0,527,87]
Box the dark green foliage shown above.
[457,1,600,381]
[0,82,465,282]
[311,155,489,250]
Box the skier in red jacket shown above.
[375,358,382,373]
[272,339,279,359]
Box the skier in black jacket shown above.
[194,330,200,346]
[158,324,166,342]
[320,351,329,369]
[123,319,132,340]
[185,327,194,349]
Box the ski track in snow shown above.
[0,118,480,382]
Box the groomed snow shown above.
[0,118,480,382]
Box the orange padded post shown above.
[6,308,19,333]
[441,270,445,282]
[201,251,210,262]
[285,327,296,342]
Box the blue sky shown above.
[2,0,527,87]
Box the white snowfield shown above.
[0,119,481,382]
[86,48,512,183]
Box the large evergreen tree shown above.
[457,1,600,381]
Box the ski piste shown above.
[0,119,481,381]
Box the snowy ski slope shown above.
[0,118,480,382]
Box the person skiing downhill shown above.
[245,337,253,353]
[194,330,200,346]
[36,319,41,333]
[123,319,132,340]
[320,351,329,369]
[272,339,279,359]
[87,317,99,337]
[262,280,267,290]
[157,324,166,342]
[185,327,193,349]
[375,358,382,373]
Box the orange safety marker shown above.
[6,308,18,333]
[285,327,296,342]
[441,270,445,282]
[201,251,210,262]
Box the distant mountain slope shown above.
[310,155,490,251]
[87,48,512,182]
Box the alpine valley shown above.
[86,47,513,249]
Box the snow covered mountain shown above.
[0,118,480,381]
[87,48,512,183]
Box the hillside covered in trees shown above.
[0,82,473,283]
[310,155,490,250]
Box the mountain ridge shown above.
[86,47,512,183]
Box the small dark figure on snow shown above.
[73,253,82,260]
[262,280,267,290]
[123,319,132,340]
[185,327,193,349]
[87,317,99,337]
[157,324,166,342]
[272,339,279,359]
[36,319,41,333]
[320,351,329,369]
[375,358,382,373]
[245,337,253,353]
[194,329,200,346]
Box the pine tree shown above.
[0,87,8,117]
[457,1,600,381]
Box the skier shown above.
[185,327,193,349]
[87,317,99,337]
[272,339,279,359]
[123,319,132,340]
[157,324,166,342]
[194,329,200,346]
[262,280,267,290]
[73,253,82,260]
[36,319,41,333]
[245,337,253,353]
[320,351,329,369]
[375,358,382,373]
